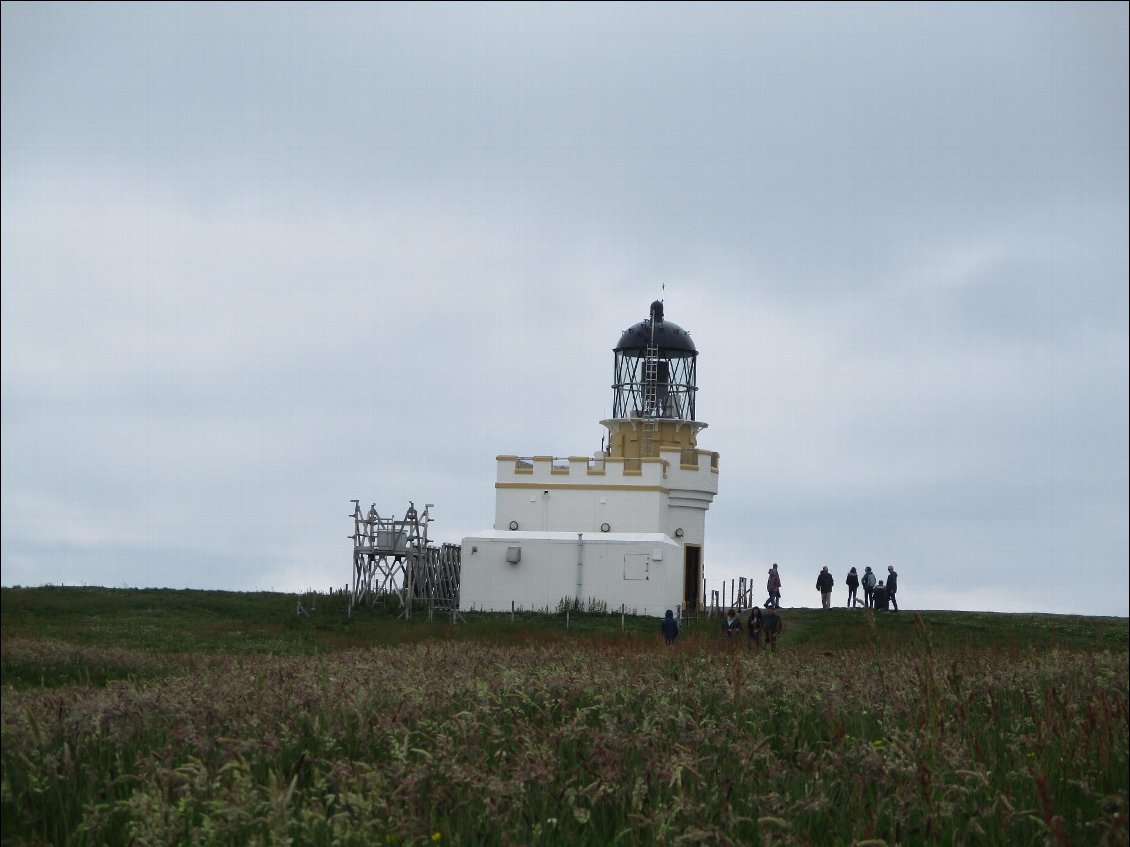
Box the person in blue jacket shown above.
[722,608,741,640]
[660,609,680,646]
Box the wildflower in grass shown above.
[1,637,1126,846]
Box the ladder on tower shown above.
[642,345,660,456]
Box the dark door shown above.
[683,545,701,612]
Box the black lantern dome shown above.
[615,301,698,355]
[611,301,698,421]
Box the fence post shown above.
[511,600,515,622]
[566,609,570,630]
[621,603,625,630]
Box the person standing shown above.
[762,606,783,649]
[766,565,782,609]
[861,566,877,609]
[886,565,899,612]
[845,571,858,609]
[660,609,680,646]
[816,566,834,609]
[846,567,860,607]
[746,607,763,650]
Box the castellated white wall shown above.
[458,531,683,616]
[458,449,718,615]
[490,451,717,537]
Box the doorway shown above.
[683,545,701,612]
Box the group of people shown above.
[818,564,900,611]
[659,562,902,647]
[660,605,785,649]
[763,561,902,612]
[723,605,784,649]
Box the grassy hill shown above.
[2,586,1127,846]
[2,585,1125,666]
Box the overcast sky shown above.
[3,2,1127,617]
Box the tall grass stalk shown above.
[3,631,1126,846]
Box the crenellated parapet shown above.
[496,448,718,492]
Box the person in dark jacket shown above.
[873,580,890,612]
[765,565,782,609]
[846,567,860,607]
[816,566,834,609]
[722,608,741,639]
[861,566,877,609]
[762,606,783,649]
[660,609,680,646]
[886,565,899,611]
[746,607,763,650]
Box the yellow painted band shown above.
[495,483,669,493]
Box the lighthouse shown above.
[459,302,719,615]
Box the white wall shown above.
[495,487,666,535]
[459,532,684,616]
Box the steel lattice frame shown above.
[349,500,460,618]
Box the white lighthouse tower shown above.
[459,301,719,615]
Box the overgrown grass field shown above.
[2,587,1127,846]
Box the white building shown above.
[459,302,719,616]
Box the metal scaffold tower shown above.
[349,500,461,618]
